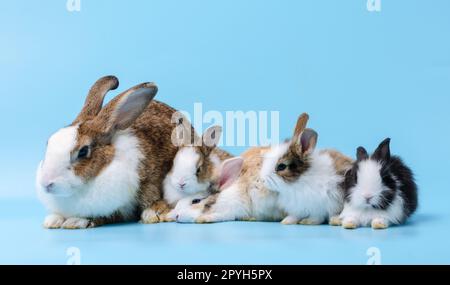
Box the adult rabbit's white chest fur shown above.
[36,128,143,219]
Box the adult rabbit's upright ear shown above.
[89,82,158,140]
[73,76,119,124]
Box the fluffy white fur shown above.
[163,147,221,206]
[181,170,285,223]
[167,192,210,223]
[163,148,206,204]
[261,143,344,224]
[339,160,405,228]
[36,127,143,223]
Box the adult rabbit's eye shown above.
[77,146,90,159]
[276,163,287,172]
[192,198,202,204]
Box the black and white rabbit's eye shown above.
[276,163,287,172]
[196,167,201,176]
[77,146,90,159]
[192,198,202,204]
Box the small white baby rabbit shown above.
[171,157,244,223]
[161,122,232,221]
[334,138,418,229]
[260,113,353,225]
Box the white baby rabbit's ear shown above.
[201,125,222,156]
[299,129,318,155]
[91,82,158,136]
[172,116,196,147]
[218,157,243,190]
[372,138,391,162]
[74,75,119,124]
[356,146,369,161]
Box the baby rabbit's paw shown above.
[61,217,92,229]
[140,208,160,224]
[160,210,176,222]
[241,217,257,222]
[43,214,65,229]
[281,216,299,225]
[342,217,359,229]
[298,218,322,225]
[196,214,222,224]
[195,215,213,224]
[329,216,342,226]
[371,218,388,230]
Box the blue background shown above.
[0,0,449,264]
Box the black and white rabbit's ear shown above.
[356,147,369,161]
[372,138,391,162]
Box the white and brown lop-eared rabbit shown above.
[160,120,233,222]
[36,76,184,229]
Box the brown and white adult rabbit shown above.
[160,121,232,222]
[36,76,182,229]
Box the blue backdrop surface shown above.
[0,0,449,264]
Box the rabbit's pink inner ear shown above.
[299,128,318,155]
[218,157,243,190]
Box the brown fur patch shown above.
[321,149,354,176]
[274,147,311,183]
[195,147,233,185]
[90,211,136,227]
[73,76,119,124]
[202,193,220,212]
[72,127,115,181]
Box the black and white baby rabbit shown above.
[335,138,418,229]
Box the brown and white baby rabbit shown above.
[161,121,232,222]
[36,76,181,229]
[334,138,418,229]
[260,113,353,225]
[176,145,287,223]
